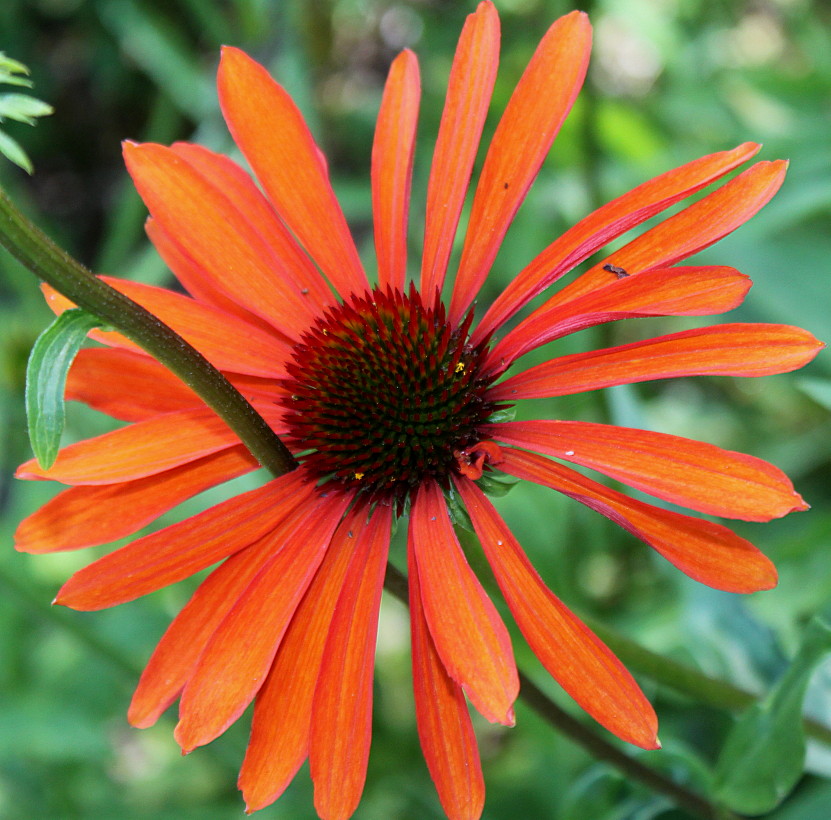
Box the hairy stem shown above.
[0,185,297,477]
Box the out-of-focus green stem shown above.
[586,615,831,746]
[0,184,297,478]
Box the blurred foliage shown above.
[0,0,830,819]
[0,51,54,173]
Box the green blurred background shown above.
[1,0,830,818]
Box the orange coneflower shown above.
[15,4,822,819]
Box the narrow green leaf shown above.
[0,92,54,124]
[485,406,516,424]
[0,52,30,76]
[476,471,520,498]
[0,129,33,174]
[444,484,474,533]
[0,71,33,88]
[25,309,102,469]
[714,602,831,814]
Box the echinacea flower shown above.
[15,3,823,819]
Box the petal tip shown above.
[51,588,73,609]
[757,562,779,592]
[219,44,248,71]
[121,140,141,158]
[503,706,517,728]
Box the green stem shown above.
[0,184,297,478]
[383,564,736,820]
[586,616,831,746]
[6,177,824,813]
[517,672,737,820]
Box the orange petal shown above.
[487,420,807,521]
[410,480,518,724]
[74,355,286,411]
[455,476,659,749]
[372,50,420,292]
[42,276,291,378]
[128,525,291,728]
[218,47,367,298]
[145,218,285,335]
[54,470,313,610]
[500,448,778,592]
[15,446,258,554]
[123,141,316,336]
[489,324,825,401]
[174,490,351,752]
[553,160,787,305]
[170,142,334,312]
[420,1,499,301]
[448,11,592,325]
[471,141,761,344]
[18,407,244,484]
[409,534,485,820]
[310,505,391,820]
[486,265,751,370]
[66,347,200,421]
[239,505,368,812]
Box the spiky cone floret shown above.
[14,3,823,819]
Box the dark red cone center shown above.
[281,285,501,505]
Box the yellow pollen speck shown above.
[353,472,365,480]
[455,362,466,374]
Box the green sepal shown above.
[476,470,520,498]
[444,483,474,533]
[25,308,103,469]
[484,406,516,424]
[713,601,831,814]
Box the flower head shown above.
[15,4,823,819]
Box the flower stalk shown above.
[0,183,297,478]
[5,177,825,817]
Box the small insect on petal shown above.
[603,263,630,279]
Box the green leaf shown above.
[444,483,474,533]
[485,406,516,424]
[0,92,54,125]
[476,471,521,498]
[0,128,33,173]
[0,55,52,172]
[25,309,102,469]
[0,52,30,76]
[714,602,831,814]
[0,71,33,88]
